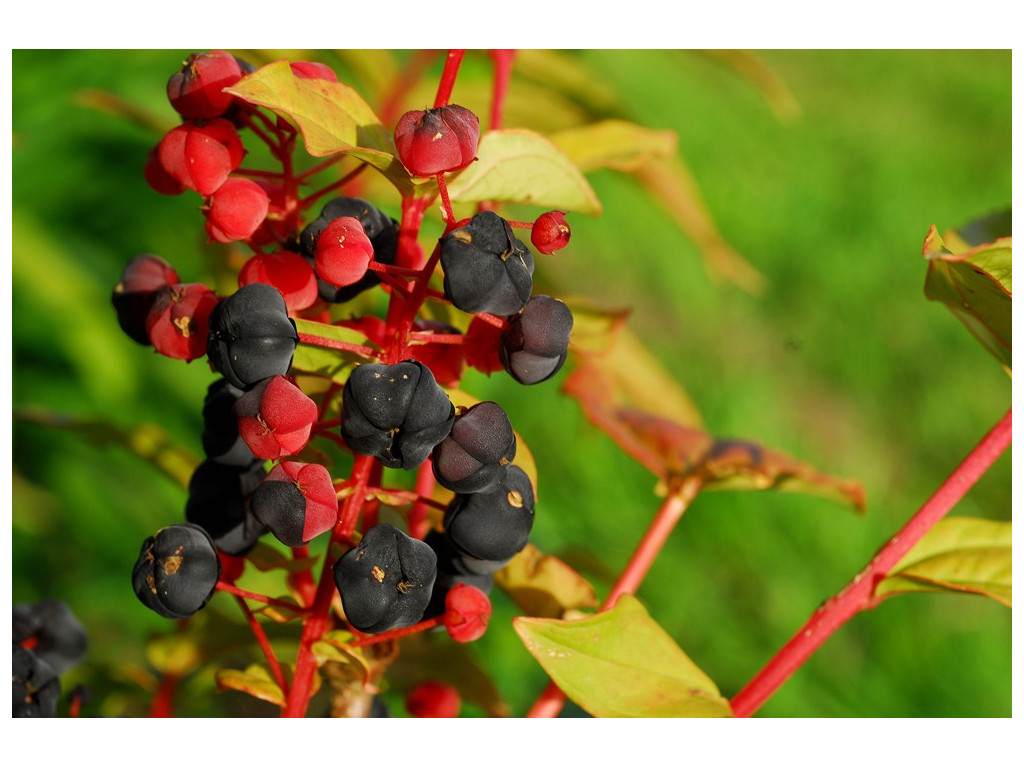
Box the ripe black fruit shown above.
[440,211,535,315]
[185,459,267,555]
[132,523,221,619]
[341,360,455,470]
[500,295,574,385]
[201,378,257,466]
[207,283,299,390]
[443,465,535,563]
[12,600,88,676]
[333,524,437,634]
[12,645,60,718]
[432,401,516,494]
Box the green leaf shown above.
[549,119,677,173]
[875,517,1011,607]
[514,595,732,717]
[225,60,416,195]
[495,543,599,619]
[291,317,377,385]
[144,633,202,677]
[923,223,1011,373]
[215,664,286,706]
[446,129,602,215]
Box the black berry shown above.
[132,523,221,619]
[333,524,437,634]
[12,645,60,718]
[201,378,257,467]
[340,360,455,470]
[432,401,516,494]
[185,459,267,555]
[12,600,88,677]
[440,211,535,315]
[499,295,573,385]
[443,465,535,563]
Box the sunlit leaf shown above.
[225,60,416,195]
[514,594,732,717]
[564,351,865,510]
[312,630,373,686]
[923,223,1011,373]
[216,663,318,707]
[875,517,1011,607]
[446,129,602,216]
[495,543,599,618]
[14,406,198,489]
[550,119,677,173]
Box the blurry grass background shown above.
[11,49,1011,717]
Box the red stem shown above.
[233,595,290,698]
[526,478,703,717]
[349,614,445,647]
[489,50,516,130]
[148,673,178,718]
[409,458,437,539]
[297,331,379,359]
[729,407,1012,718]
[216,581,307,611]
[434,50,466,108]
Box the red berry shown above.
[143,145,185,196]
[411,320,464,388]
[405,681,461,718]
[444,583,492,643]
[157,119,245,196]
[205,178,270,243]
[290,61,338,81]
[167,50,244,119]
[464,316,505,375]
[313,216,374,288]
[531,211,571,255]
[394,105,480,177]
[252,461,338,546]
[234,375,317,460]
[146,283,218,361]
[239,251,318,312]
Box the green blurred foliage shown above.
[11,49,1010,717]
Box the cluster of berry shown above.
[12,601,88,717]
[114,50,576,713]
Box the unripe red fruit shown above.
[205,178,270,243]
[290,61,338,81]
[531,211,571,255]
[444,583,492,643]
[144,145,185,196]
[157,119,244,197]
[234,375,318,460]
[112,254,181,345]
[394,105,480,177]
[239,251,318,312]
[314,216,375,287]
[167,50,244,119]
[405,681,461,718]
[146,283,218,361]
[251,461,338,547]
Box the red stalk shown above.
[433,50,466,108]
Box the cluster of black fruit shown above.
[120,193,568,638]
[13,601,88,717]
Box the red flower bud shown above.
[444,583,492,643]
[405,681,461,718]
[394,105,480,177]
[205,178,270,243]
[314,216,374,288]
[531,211,571,255]
[234,375,317,460]
[239,251,318,312]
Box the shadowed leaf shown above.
[923,221,1011,374]
[247,541,319,574]
[446,129,602,215]
[225,60,416,195]
[564,359,864,511]
[875,517,1011,607]
[550,119,677,173]
[253,597,306,623]
[312,630,373,687]
[495,543,599,619]
[564,297,630,354]
[514,594,732,717]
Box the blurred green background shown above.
[12,49,1011,717]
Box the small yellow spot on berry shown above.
[371,565,386,583]
[507,490,524,508]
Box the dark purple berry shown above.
[207,283,299,391]
[12,645,60,718]
[333,524,437,634]
[499,295,573,385]
[185,459,267,555]
[12,600,87,676]
[443,465,535,563]
[440,211,535,315]
[111,254,180,345]
[340,360,455,470]
[201,378,257,466]
[131,523,221,619]
[432,401,516,494]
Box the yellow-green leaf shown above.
[875,517,1011,607]
[495,543,599,619]
[514,594,732,717]
[215,664,286,706]
[225,60,415,195]
[145,633,202,677]
[446,129,602,215]
[923,223,1011,374]
[247,541,319,573]
[550,119,677,173]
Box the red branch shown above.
[434,50,466,108]
[233,595,290,698]
[729,408,1012,718]
[297,332,378,359]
